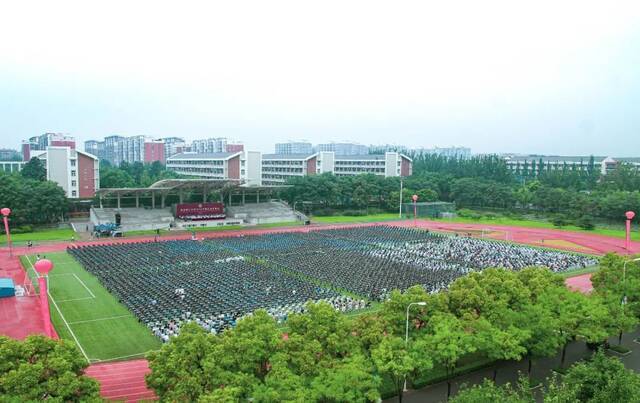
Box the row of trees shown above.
[99,161,180,188]
[145,255,640,402]
[0,169,67,226]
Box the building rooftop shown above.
[262,153,316,160]
[168,152,239,160]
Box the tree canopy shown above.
[0,335,100,401]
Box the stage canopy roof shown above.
[96,179,287,198]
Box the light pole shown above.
[398,179,403,219]
[404,301,427,392]
[1,208,12,257]
[625,211,635,251]
[34,259,54,338]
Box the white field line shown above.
[68,315,130,325]
[89,350,156,363]
[25,256,90,363]
[47,272,95,299]
[57,297,95,303]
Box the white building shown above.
[166,151,262,185]
[37,147,100,198]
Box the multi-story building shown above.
[316,142,369,155]
[38,147,100,198]
[503,155,640,176]
[84,140,105,161]
[166,151,262,186]
[191,138,228,154]
[318,152,412,177]
[0,149,22,161]
[0,161,26,174]
[261,151,412,185]
[160,137,188,159]
[7,145,100,198]
[261,153,318,185]
[275,141,313,155]
[22,133,76,161]
[225,143,245,153]
[86,135,165,165]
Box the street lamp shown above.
[34,259,54,338]
[412,195,419,227]
[398,179,404,219]
[404,301,427,392]
[1,208,12,257]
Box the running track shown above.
[1,220,638,401]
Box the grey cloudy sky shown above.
[1,0,639,155]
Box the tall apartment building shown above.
[84,140,105,161]
[274,141,313,155]
[316,142,369,155]
[85,135,165,165]
[191,138,228,154]
[22,133,76,161]
[161,137,188,158]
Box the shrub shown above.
[342,209,367,217]
[552,215,569,227]
[12,225,33,234]
[576,216,595,230]
[457,209,474,217]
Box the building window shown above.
[71,170,76,177]
[71,159,76,167]
[71,180,77,187]
[71,190,77,197]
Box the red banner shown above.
[175,203,225,220]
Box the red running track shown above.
[2,219,638,401]
[84,359,155,402]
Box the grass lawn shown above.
[20,252,161,362]
[559,265,600,278]
[311,213,401,224]
[0,227,75,245]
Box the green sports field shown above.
[20,252,161,362]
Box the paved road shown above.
[385,327,640,403]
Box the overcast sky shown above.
[1,1,639,155]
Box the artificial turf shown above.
[20,252,161,362]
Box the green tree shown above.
[310,354,381,403]
[372,336,417,403]
[20,157,46,181]
[146,322,216,401]
[473,318,528,381]
[451,379,534,403]
[544,351,640,403]
[419,313,476,399]
[0,335,100,402]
